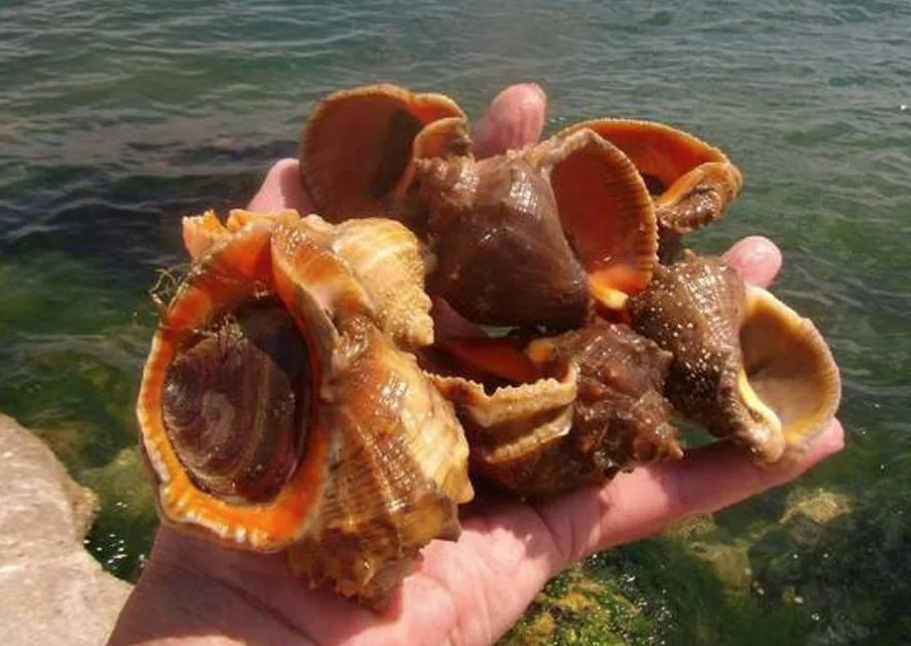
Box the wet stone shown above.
[0,413,131,646]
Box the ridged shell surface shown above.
[429,320,681,498]
[628,252,841,463]
[137,210,473,607]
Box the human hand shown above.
[107,84,845,646]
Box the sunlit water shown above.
[1,0,910,643]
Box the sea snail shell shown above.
[137,210,473,605]
[427,320,683,498]
[559,119,743,263]
[628,252,841,463]
[300,84,659,331]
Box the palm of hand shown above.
[109,84,844,646]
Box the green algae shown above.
[748,492,911,645]
[0,250,158,576]
[499,566,660,646]
[82,447,159,581]
[502,487,862,646]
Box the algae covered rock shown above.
[498,564,662,646]
[83,446,159,580]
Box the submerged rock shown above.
[0,413,131,646]
[780,487,853,527]
[498,564,660,645]
[685,540,753,596]
[83,447,158,581]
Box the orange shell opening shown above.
[300,84,465,222]
[561,119,727,190]
[137,217,330,551]
[547,130,658,308]
[439,337,545,386]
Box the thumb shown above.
[721,235,783,288]
[247,158,315,213]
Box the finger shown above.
[472,83,547,159]
[721,235,783,288]
[534,418,844,567]
[247,157,315,213]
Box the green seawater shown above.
[1,0,910,643]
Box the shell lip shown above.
[555,118,741,265]
[543,127,659,309]
[299,83,467,223]
[741,284,842,464]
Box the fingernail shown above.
[523,82,546,102]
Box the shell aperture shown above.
[161,298,310,503]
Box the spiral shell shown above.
[628,252,841,463]
[300,84,658,330]
[137,210,472,605]
[427,320,682,498]
[559,119,743,263]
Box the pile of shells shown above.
[136,84,841,606]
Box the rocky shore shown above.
[0,413,131,646]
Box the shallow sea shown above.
[1,0,910,643]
